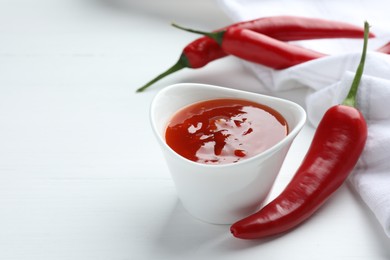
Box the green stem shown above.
[136,55,187,92]
[171,23,225,45]
[342,21,370,107]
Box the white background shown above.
[0,0,389,259]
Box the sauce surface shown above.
[165,98,288,165]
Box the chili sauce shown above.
[165,98,288,165]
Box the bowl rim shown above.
[150,83,307,169]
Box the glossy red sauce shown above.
[165,98,288,165]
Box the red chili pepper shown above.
[225,27,326,69]
[233,15,374,41]
[136,16,373,92]
[183,16,374,67]
[181,37,226,68]
[173,24,327,69]
[230,22,370,240]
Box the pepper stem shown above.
[342,21,370,107]
[171,23,225,45]
[136,55,188,92]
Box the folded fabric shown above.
[217,0,390,237]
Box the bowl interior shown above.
[151,83,306,144]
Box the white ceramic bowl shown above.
[150,83,306,224]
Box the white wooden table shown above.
[0,0,389,259]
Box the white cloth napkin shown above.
[217,0,390,237]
